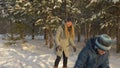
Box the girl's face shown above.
[97,49,106,55]
[66,21,72,32]
[66,21,72,27]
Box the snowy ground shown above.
[0,36,120,68]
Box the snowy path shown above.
[0,39,120,68]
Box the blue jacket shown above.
[74,37,110,68]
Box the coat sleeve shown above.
[55,26,61,46]
[74,47,88,68]
[69,37,75,46]
[98,53,110,68]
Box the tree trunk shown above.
[44,28,49,45]
[77,28,80,42]
[116,16,120,53]
[49,28,54,48]
[32,23,35,40]
[20,32,26,43]
[64,0,66,17]
[10,20,13,40]
[88,23,91,39]
[85,23,88,42]
[84,23,87,42]
[85,23,91,42]
[61,0,66,19]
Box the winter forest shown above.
[0,0,120,68]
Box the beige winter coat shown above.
[55,25,75,57]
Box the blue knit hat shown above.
[95,34,113,51]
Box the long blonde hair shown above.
[65,24,75,40]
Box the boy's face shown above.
[97,49,106,55]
